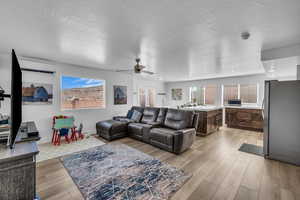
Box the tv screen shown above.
[61,75,105,110]
[9,49,22,149]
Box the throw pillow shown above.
[131,110,142,122]
[126,110,133,119]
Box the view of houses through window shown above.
[61,76,105,110]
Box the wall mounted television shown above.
[0,50,23,149]
[9,50,22,148]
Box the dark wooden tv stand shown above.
[0,141,39,200]
[0,142,39,200]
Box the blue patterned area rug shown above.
[61,143,191,200]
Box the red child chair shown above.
[70,123,84,141]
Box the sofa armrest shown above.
[173,128,196,154]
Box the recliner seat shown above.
[128,107,160,142]
[149,109,196,154]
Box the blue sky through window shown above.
[61,76,104,89]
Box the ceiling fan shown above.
[116,58,155,75]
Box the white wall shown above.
[165,74,269,108]
[0,54,164,143]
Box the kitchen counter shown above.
[225,107,263,132]
[181,106,223,112]
[224,105,262,110]
[181,106,223,136]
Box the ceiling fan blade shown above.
[115,69,133,72]
[142,70,155,75]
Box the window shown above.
[148,88,156,107]
[204,85,217,105]
[189,86,216,105]
[139,88,146,107]
[240,84,258,104]
[189,87,198,103]
[222,84,258,105]
[139,88,156,107]
[189,87,204,105]
[61,75,105,110]
[223,85,238,105]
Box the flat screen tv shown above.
[8,49,22,149]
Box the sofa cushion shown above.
[131,106,144,113]
[164,109,194,130]
[141,107,160,124]
[96,120,128,141]
[96,120,128,133]
[126,110,134,119]
[131,110,142,122]
[128,123,144,136]
[128,123,156,142]
[156,108,168,124]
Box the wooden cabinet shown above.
[0,142,39,200]
[225,107,263,132]
[195,109,223,136]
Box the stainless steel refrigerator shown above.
[264,80,300,166]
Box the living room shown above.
[0,1,300,200]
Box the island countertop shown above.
[181,106,223,112]
[224,105,263,110]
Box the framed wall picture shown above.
[114,85,127,105]
[171,88,182,100]
[22,82,53,105]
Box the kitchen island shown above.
[225,106,263,132]
[182,106,223,136]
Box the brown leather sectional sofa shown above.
[96,106,198,154]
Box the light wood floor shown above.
[36,127,300,200]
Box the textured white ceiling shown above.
[0,0,300,81]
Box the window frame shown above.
[60,75,106,110]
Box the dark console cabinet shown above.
[225,107,263,132]
[0,142,39,200]
[195,109,223,136]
